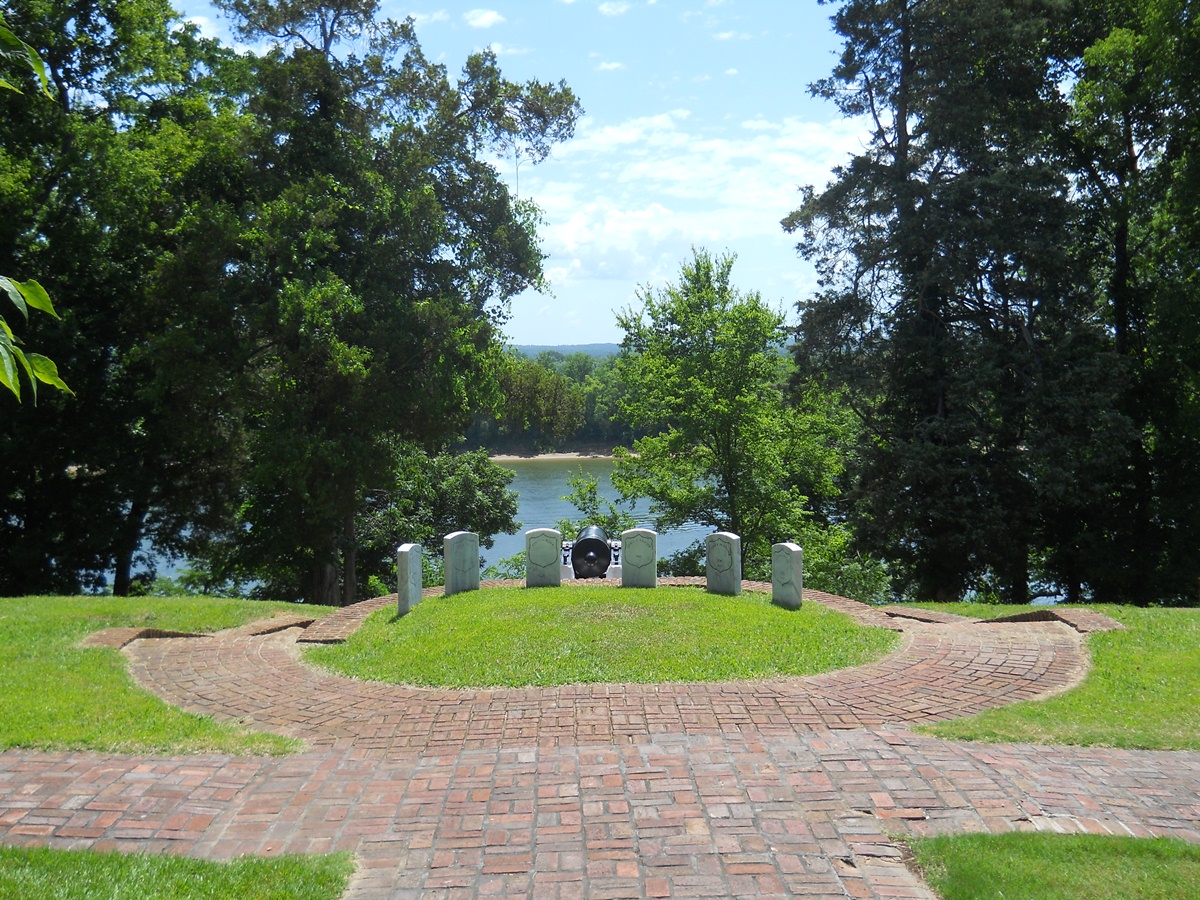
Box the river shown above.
[482,456,707,569]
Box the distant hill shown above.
[513,343,620,358]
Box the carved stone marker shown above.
[443,530,480,596]
[706,531,742,596]
[396,543,423,615]
[525,528,562,587]
[771,542,803,610]
[620,528,657,588]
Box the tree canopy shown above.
[0,0,578,602]
[788,0,1200,604]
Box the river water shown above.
[482,457,707,569]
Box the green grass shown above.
[305,585,900,687]
[0,595,334,755]
[910,603,1200,751]
[908,832,1200,900]
[0,846,353,899]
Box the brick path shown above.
[2,586,1197,899]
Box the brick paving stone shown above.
[0,588,1192,898]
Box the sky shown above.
[177,1,866,346]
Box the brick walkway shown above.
[2,586,1197,899]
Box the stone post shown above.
[706,532,742,596]
[443,531,480,596]
[771,542,803,610]
[396,543,423,615]
[620,528,657,588]
[525,528,562,587]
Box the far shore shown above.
[489,449,617,462]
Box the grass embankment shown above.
[910,603,1200,751]
[306,585,900,687]
[0,595,334,754]
[0,846,354,900]
[907,832,1200,900]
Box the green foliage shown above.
[916,604,1200,750]
[0,846,354,900]
[793,0,1200,605]
[0,596,336,753]
[306,584,899,687]
[0,17,68,403]
[612,248,864,584]
[490,351,586,451]
[482,550,525,580]
[555,467,637,539]
[909,833,1200,900]
[0,0,578,602]
[352,444,519,601]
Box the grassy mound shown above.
[305,584,899,687]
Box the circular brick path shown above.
[2,585,1198,899]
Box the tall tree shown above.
[202,0,580,603]
[611,249,855,584]
[0,0,245,594]
[1052,0,1200,602]
[789,0,1125,602]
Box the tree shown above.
[788,0,1127,603]
[199,1,580,603]
[611,249,855,583]
[0,0,578,601]
[489,352,585,451]
[0,0,245,594]
[354,443,519,599]
[1050,0,1200,603]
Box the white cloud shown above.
[599,2,631,15]
[407,10,449,26]
[724,68,739,75]
[515,113,869,289]
[596,61,625,71]
[182,16,215,37]
[463,8,505,27]
[490,42,531,56]
[713,30,750,40]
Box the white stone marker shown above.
[525,528,562,587]
[443,531,480,596]
[396,543,423,615]
[706,532,742,596]
[771,542,803,610]
[620,528,658,588]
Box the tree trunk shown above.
[341,512,357,607]
[309,558,340,606]
[112,499,149,597]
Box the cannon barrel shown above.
[570,525,612,578]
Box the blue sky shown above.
[178,1,865,345]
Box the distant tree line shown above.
[462,349,635,453]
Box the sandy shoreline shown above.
[489,450,616,462]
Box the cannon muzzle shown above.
[570,525,612,578]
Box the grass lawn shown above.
[305,584,900,687]
[0,846,353,900]
[0,595,334,755]
[907,832,1200,900]
[910,603,1200,751]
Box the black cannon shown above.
[569,525,615,579]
